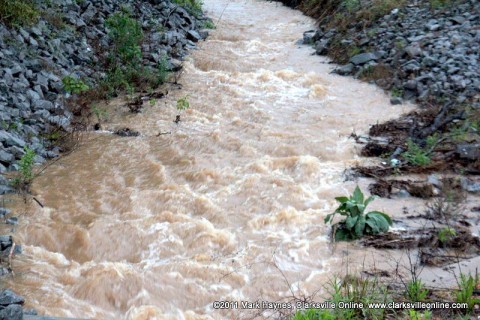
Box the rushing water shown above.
[2,0,415,319]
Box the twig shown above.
[418,102,465,139]
[33,197,44,208]
[8,242,15,275]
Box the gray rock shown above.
[425,20,441,31]
[350,52,377,65]
[450,16,466,24]
[335,63,354,75]
[404,80,418,90]
[0,304,23,320]
[461,178,480,193]
[405,43,423,57]
[30,27,42,36]
[187,30,202,42]
[390,97,403,105]
[26,89,41,102]
[303,30,316,44]
[28,36,38,47]
[427,175,442,188]
[0,131,25,148]
[32,100,54,111]
[0,289,24,306]
[5,217,18,225]
[0,184,13,195]
[315,40,329,55]
[403,60,421,72]
[456,143,480,160]
[81,3,97,22]
[0,151,14,164]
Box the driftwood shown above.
[417,102,465,139]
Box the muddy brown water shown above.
[6,0,470,319]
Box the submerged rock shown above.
[114,128,140,137]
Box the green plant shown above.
[402,139,431,166]
[348,46,361,58]
[408,309,432,320]
[429,0,453,9]
[395,40,406,49]
[0,0,39,26]
[90,105,108,123]
[45,131,61,142]
[324,186,392,241]
[343,0,360,12]
[176,96,190,112]
[438,227,456,244]
[154,55,170,85]
[172,0,203,16]
[455,273,480,312]
[62,76,89,94]
[149,99,157,106]
[106,12,143,65]
[12,146,36,189]
[391,87,404,98]
[201,19,215,29]
[406,279,429,301]
[292,309,334,320]
[102,12,169,98]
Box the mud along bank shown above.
[273,0,480,176]
[270,0,480,318]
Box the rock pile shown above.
[0,0,209,193]
[302,0,479,106]
[0,289,38,320]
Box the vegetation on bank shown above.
[0,0,39,26]
[291,271,479,319]
[100,10,169,98]
[172,0,203,17]
[324,186,392,241]
[0,0,208,190]
[316,186,479,319]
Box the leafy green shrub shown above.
[402,139,431,166]
[406,279,429,301]
[101,12,169,98]
[324,186,392,241]
[176,96,190,112]
[105,12,143,66]
[201,19,215,29]
[456,273,480,312]
[438,227,456,244]
[12,146,36,189]
[0,0,39,26]
[62,76,90,94]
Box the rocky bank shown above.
[277,0,479,176]
[304,0,479,107]
[0,0,209,195]
[1,0,208,317]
